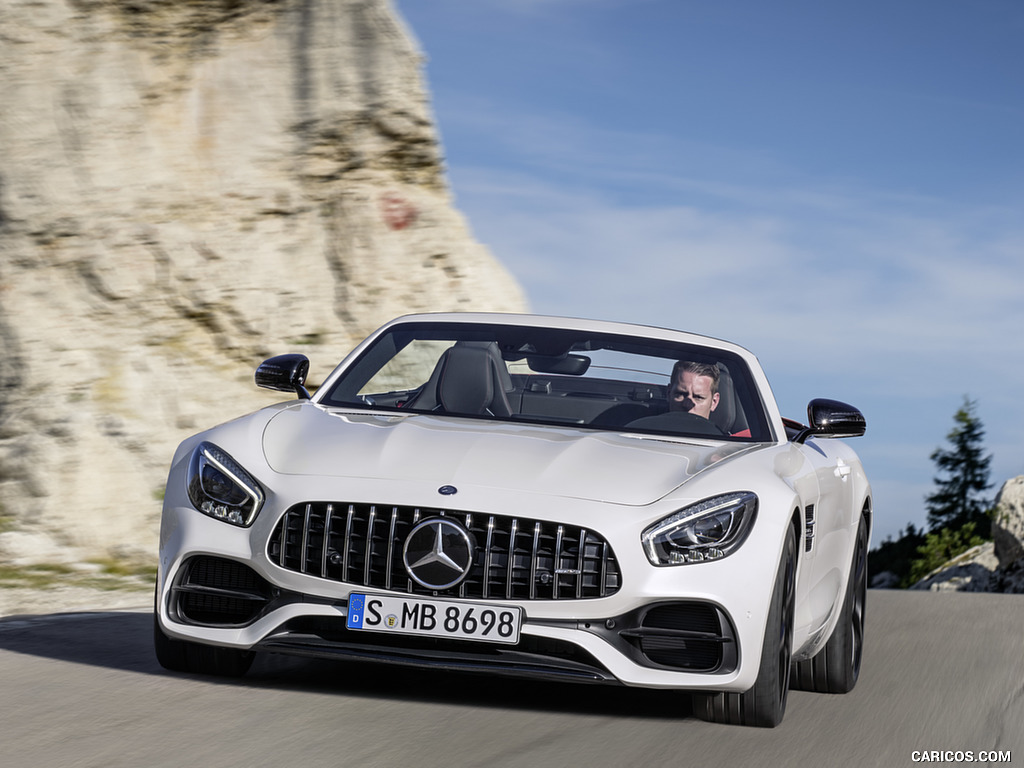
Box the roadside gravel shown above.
[0,585,152,618]
[0,567,153,618]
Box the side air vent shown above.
[805,504,816,553]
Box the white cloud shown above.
[443,157,1024,542]
[398,0,1024,542]
[453,162,1024,368]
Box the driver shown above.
[667,361,720,420]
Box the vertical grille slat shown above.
[506,519,519,599]
[342,505,355,580]
[483,516,495,600]
[599,541,609,597]
[363,506,377,586]
[529,522,540,600]
[459,513,474,599]
[385,507,398,590]
[576,530,586,599]
[408,508,421,592]
[321,503,334,578]
[277,512,289,568]
[269,502,620,601]
[300,504,312,573]
[553,525,565,600]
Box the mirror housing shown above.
[794,398,866,443]
[255,354,311,400]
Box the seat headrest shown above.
[710,365,748,435]
[438,345,497,415]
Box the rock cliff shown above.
[0,0,527,564]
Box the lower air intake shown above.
[171,556,274,627]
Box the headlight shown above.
[186,442,264,527]
[642,491,757,565]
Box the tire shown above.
[791,515,868,694]
[154,596,254,677]
[693,522,797,727]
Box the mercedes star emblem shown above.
[403,518,474,590]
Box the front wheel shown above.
[791,514,868,693]
[692,522,797,727]
[154,595,254,678]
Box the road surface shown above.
[0,590,1021,767]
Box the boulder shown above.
[910,542,998,593]
[909,476,1024,593]
[992,476,1024,568]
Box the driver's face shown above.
[668,371,720,419]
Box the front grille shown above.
[171,556,275,627]
[268,502,620,600]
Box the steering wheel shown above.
[625,410,727,437]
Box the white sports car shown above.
[155,313,870,727]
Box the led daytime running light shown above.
[187,442,264,527]
[642,491,757,566]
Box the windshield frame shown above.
[317,320,774,442]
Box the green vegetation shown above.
[0,505,14,534]
[290,330,326,346]
[907,522,986,585]
[87,558,158,581]
[0,560,156,592]
[869,397,994,588]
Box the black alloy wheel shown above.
[153,590,254,677]
[692,522,797,727]
[790,514,868,693]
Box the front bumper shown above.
[157,498,780,692]
[163,553,739,685]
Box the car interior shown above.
[323,327,767,441]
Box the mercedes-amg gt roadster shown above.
[155,313,871,727]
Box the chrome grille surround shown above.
[267,502,621,600]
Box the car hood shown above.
[261,405,757,506]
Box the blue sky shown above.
[393,0,1024,543]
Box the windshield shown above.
[319,322,771,441]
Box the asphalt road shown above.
[0,590,1021,768]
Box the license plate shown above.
[346,593,522,645]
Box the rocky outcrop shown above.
[911,476,1024,593]
[0,0,526,564]
[992,476,1024,568]
[909,542,1000,593]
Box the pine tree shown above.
[924,397,992,534]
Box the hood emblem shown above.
[438,485,458,496]
[403,518,474,590]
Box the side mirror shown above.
[255,354,311,400]
[794,398,866,443]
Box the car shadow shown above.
[0,610,691,720]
